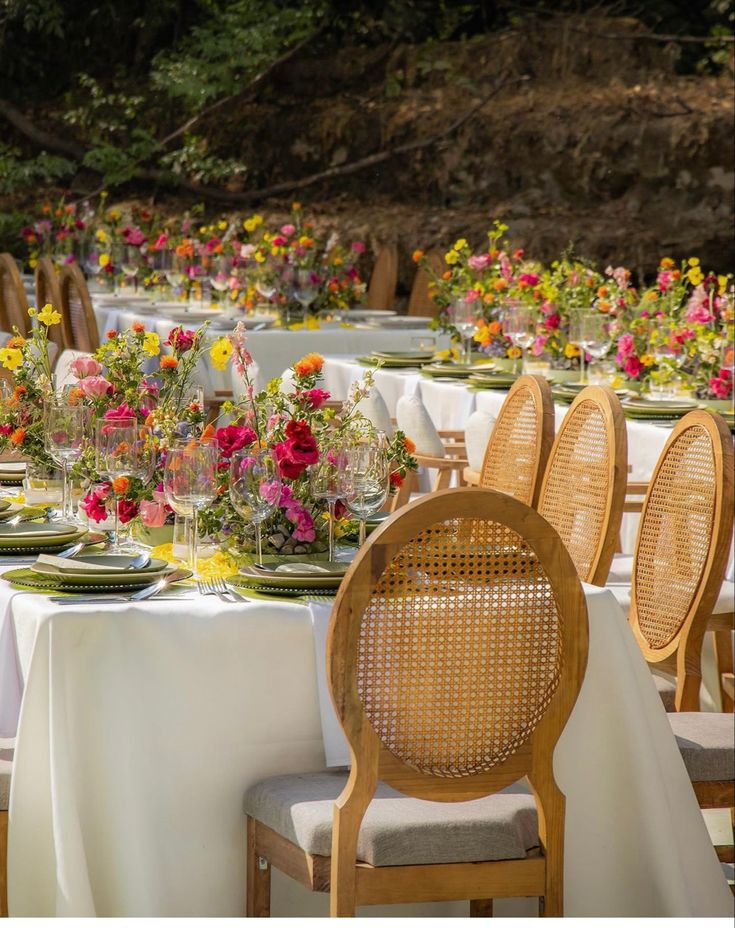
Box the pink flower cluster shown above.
[278,485,316,543]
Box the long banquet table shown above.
[1,577,732,917]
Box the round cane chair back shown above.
[59,263,100,352]
[537,385,627,586]
[629,411,733,684]
[328,488,588,802]
[407,250,443,317]
[34,257,72,354]
[365,245,398,311]
[479,374,555,507]
[0,254,30,337]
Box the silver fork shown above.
[197,577,243,602]
[210,576,246,601]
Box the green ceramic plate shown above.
[237,566,343,590]
[227,576,332,598]
[0,523,83,549]
[0,503,45,522]
[251,557,348,579]
[371,350,435,362]
[2,567,190,594]
[356,356,425,369]
[31,555,170,583]
[0,500,10,513]
[0,530,103,555]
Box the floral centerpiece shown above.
[199,326,416,556]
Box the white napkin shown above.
[356,386,394,437]
[464,409,496,472]
[395,393,445,457]
[34,554,123,573]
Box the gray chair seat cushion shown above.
[652,673,676,712]
[669,713,735,782]
[244,771,538,867]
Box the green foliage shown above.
[159,136,248,184]
[0,143,75,194]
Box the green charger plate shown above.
[0,523,84,550]
[356,356,425,369]
[2,566,189,594]
[237,567,342,591]
[31,555,171,585]
[227,575,336,598]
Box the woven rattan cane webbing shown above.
[538,398,611,582]
[35,257,71,352]
[0,254,30,336]
[60,265,100,352]
[634,423,717,650]
[480,377,551,505]
[355,516,563,778]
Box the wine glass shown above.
[209,255,233,307]
[309,446,348,561]
[162,250,187,297]
[448,298,480,365]
[95,418,154,553]
[163,441,218,578]
[120,244,143,292]
[342,441,390,546]
[293,268,319,314]
[229,449,282,563]
[45,403,88,524]
[502,302,536,373]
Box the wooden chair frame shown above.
[629,411,734,712]
[387,429,469,512]
[478,374,555,508]
[247,488,589,917]
[59,263,100,352]
[365,246,398,312]
[406,250,443,317]
[0,808,6,917]
[537,385,627,586]
[34,256,72,354]
[0,254,30,337]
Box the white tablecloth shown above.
[92,300,446,389]
[1,580,731,916]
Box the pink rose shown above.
[280,224,296,236]
[104,402,136,421]
[272,235,287,247]
[625,356,643,379]
[273,420,319,479]
[122,226,146,247]
[78,376,113,399]
[167,326,196,353]
[140,500,168,528]
[351,241,365,254]
[153,234,168,250]
[81,486,110,523]
[519,273,539,287]
[617,333,635,358]
[117,499,139,524]
[71,356,103,378]
[298,388,330,410]
[468,254,491,271]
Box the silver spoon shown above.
[126,553,151,570]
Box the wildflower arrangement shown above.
[0,305,61,467]
[199,327,416,555]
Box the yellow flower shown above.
[254,251,266,264]
[99,253,111,268]
[717,275,729,294]
[107,208,121,221]
[209,337,233,371]
[218,220,228,231]
[444,250,459,266]
[243,214,263,233]
[0,347,23,371]
[507,346,522,360]
[95,229,108,243]
[564,343,581,359]
[687,268,704,286]
[641,353,655,367]
[687,257,700,267]
[142,332,160,357]
[37,303,61,326]
[453,238,468,251]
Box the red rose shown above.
[216,424,257,459]
[273,420,319,479]
[167,326,196,353]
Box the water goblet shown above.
[343,442,390,546]
[448,298,480,365]
[163,441,218,578]
[229,449,282,563]
[309,446,348,562]
[45,402,88,524]
[502,301,536,374]
[293,268,319,315]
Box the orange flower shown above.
[201,423,217,444]
[68,387,84,403]
[597,286,609,298]
[9,428,25,446]
[660,257,675,269]
[145,413,155,427]
[403,436,416,454]
[442,271,452,280]
[487,320,502,335]
[671,270,681,281]
[106,330,118,339]
[111,476,129,495]
[483,292,495,304]
[132,321,145,333]
[493,278,508,291]
[293,353,324,376]
[13,385,26,398]
[160,356,178,370]
[412,249,424,263]
[6,336,25,349]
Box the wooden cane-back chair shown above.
[34,257,72,354]
[629,410,734,713]
[59,263,100,352]
[537,386,627,586]
[365,245,398,311]
[245,488,588,917]
[406,250,443,317]
[479,375,555,507]
[0,254,30,336]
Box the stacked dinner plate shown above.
[0,461,27,486]
[228,557,348,598]
[621,397,699,421]
[467,366,518,389]
[2,553,182,594]
[422,361,497,380]
[0,500,45,523]
[364,314,434,328]
[356,350,435,369]
[0,521,95,557]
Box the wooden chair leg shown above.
[246,817,271,917]
[529,771,564,918]
[713,630,734,713]
[0,809,8,918]
[470,899,493,916]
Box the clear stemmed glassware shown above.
[120,244,142,292]
[163,441,218,578]
[579,312,612,376]
[309,446,348,561]
[162,250,187,297]
[293,268,319,315]
[448,298,480,365]
[209,255,233,307]
[45,403,88,524]
[229,449,282,563]
[342,441,390,547]
[501,302,536,374]
[95,418,154,553]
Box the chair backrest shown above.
[480,374,555,507]
[0,254,30,337]
[365,245,398,311]
[59,263,100,352]
[537,385,627,585]
[406,250,444,317]
[34,257,72,354]
[327,488,587,908]
[629,410,734,709]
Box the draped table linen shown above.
[0,580,731,916]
